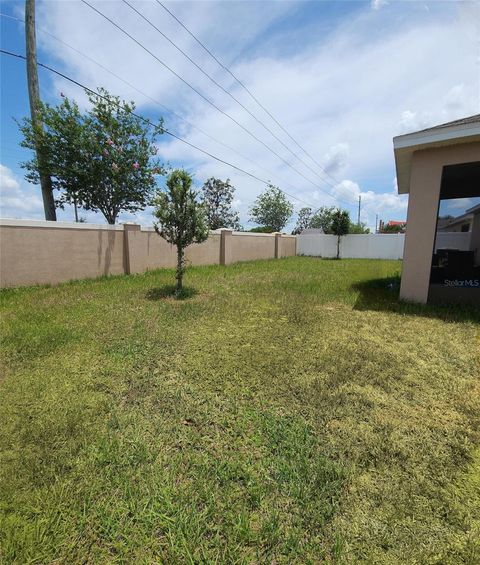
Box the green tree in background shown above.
[249,226,276,233]
[153,170,208,296]
[249,184,293,232]
[309,206,337,232]
[292,207,313,234]
[349,222,370,234]
[201,177,240,230]
[19,88,164,224]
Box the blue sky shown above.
[1,0,479,229]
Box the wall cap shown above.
[232,231,275,237]
[0,218,124,230]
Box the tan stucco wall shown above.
[0,223,125,287]
[400,141,480,303]
[278,235,296,258]
[230,233,276,263]
[130,230,221,271]
[0,221,296,288]
[186,233,221,266]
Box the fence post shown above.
[123,223,141,275]
[220,229,233,266]
[274,233,282,259]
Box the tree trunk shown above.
[25,0,56,221]
[103,210,116,224]
[336,235,340,259]
[175,244,184,296]
[73,199,78,222]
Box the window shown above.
[429,161,480,303]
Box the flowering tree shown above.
[19,88,164,224]
[153,170,209,296]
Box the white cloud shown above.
[0,164,21,194]
[322,143,349,176]
[0,164,44,217]
[398,110,431,134]
[333,178,408,228]
[444,83,468,115]
[371,0,388,11]
[447,197,473,210]
[3,0,479,229]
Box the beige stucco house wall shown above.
[393,115,480,304]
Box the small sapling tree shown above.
[331,208,350,259]
[153,170,208,296]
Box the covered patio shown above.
[394,115,480,304]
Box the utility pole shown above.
[25,0,56,221]
[357,195,361,225]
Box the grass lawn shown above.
[1,257,479,564]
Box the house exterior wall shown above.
[440,221,471,233]
[400,141,480,303]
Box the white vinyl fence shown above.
[297,233,405,260]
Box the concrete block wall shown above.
[0,219,296,288]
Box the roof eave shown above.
[393,124,480,195]
[393,122,480,150]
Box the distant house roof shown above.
[439,212,473,231]
[437,203,480,232]
[393,114,480,195]
[387,220,406,226]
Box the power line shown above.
[1,12,339,209]
[0,48,318,209]
[155,0,345,188]
[122,0,338,190]
[80,0,356,207]
[0,12,328,202]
